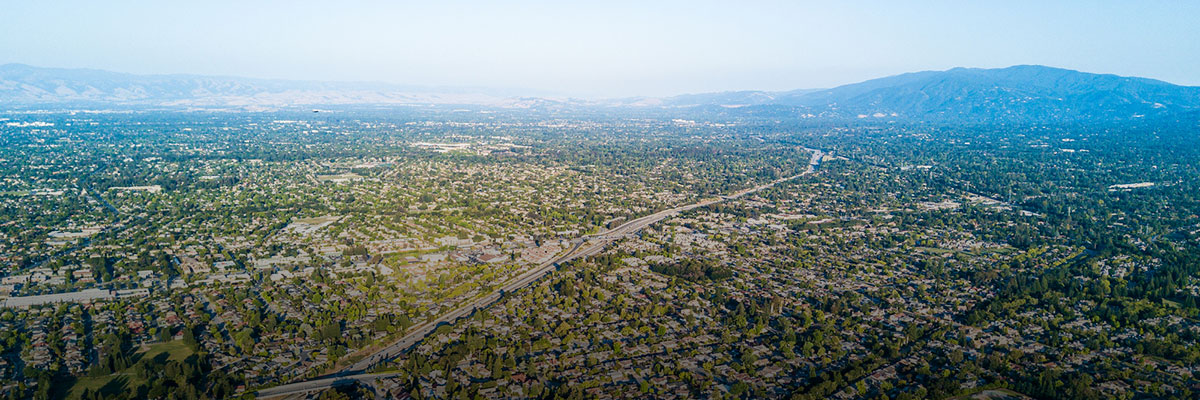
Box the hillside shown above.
[778,65,1200,122]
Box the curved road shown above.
[256,149,823,399]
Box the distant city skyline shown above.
[3,1,1198,97]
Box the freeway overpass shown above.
[256,149,823,399]
[254,372,403,399]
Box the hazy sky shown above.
[3,1,1198,97]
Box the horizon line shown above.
[1,61,1195,100]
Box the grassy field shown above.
[948,388,1033,400]
[66,373,140,400]
[64,341,194,399]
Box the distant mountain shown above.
[3,63,1198,122]
[686,66,1200,123]
[0,63,567,109]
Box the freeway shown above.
[256,149,823,399]
[255,372,403,399]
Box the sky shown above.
[2,0,1199,97]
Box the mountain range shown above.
[3,63,1199,123]
[0,63,549,110]
[656,65,1200,123]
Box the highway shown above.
[255,372,403,399]
[256,149,822,399]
